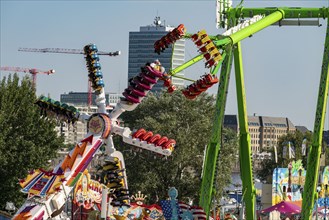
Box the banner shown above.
[274,145,278,164]
[283,144,288,159]
[288,142,295,159]
[302,138,307,156]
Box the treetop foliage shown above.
[114,90,238,204]
[0,74,64,209]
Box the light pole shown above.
[325,184,328,220]
[316,186,321,220]
[235,188,238,209]
[288,162,292,194]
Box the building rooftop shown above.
[295,125,310,133]
[139,16,174,32]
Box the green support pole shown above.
[199,47,234,218]
[234,42,255,220]
[170,54,204,76]
[171,75,195,82]
[230,7,328,19]
[301,20,329,220]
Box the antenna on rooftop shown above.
[154,16,161,26]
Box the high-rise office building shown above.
[128,17,185,92]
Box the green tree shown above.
[114,91,238,204]
[213,128,239,201]
[257,130,312,183]
[0,74,64,209]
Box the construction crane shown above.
[0,66,55,87]
[18,47,121,56]
[18,47,121,107]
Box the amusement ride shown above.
[10,0,329,219]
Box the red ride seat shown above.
[204,74,219,85]
[128,86,146,97]
[132,128,146,139]
[175,24,186,36]
[156,136,168,146]
[133,77,152,90]
[205,59,216,68]
[167,85,176,93]
[141,131,153,141]
[187,84,203,95]
[139,72,157,84]
[146,66,163,77]
[196,80,210,91]
[191,34,198,41]
[148,134,161,144]
[182,90,198,99]
[122,92,140,103]
[162,139,176,149]
[124,88,139,98]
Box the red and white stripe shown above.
[191,206,207,220]
[178,202,207,220]
[179,201,190,213]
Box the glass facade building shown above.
[128,18,185,93]
[60,92,110,106]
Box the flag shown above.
[191,206,207,220]
[289,142,295,159]
[216,0,220,29]
[302,138,307,156]
[160,200,180,220]
[162,200,208,220]
[274,145,278,163]
[283,144,288,159]
[178,201,190,214]
[179,201,207,220]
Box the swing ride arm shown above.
[170,54,204,76]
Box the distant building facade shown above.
[60,91,122,108]
[58,91,121,144]
[224,115,296,153]
[128,17,185,92]
[108,93,121,106]
[295,125,309,134]
[55,106,99,144]
[224,115,297,170]
[60,92,111,106]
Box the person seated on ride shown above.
[150,59,165,74]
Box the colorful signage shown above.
[272,160,306,205]
[73,170,105,209]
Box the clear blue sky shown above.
[1,0,328,130]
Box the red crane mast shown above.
[0,66,55,87]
